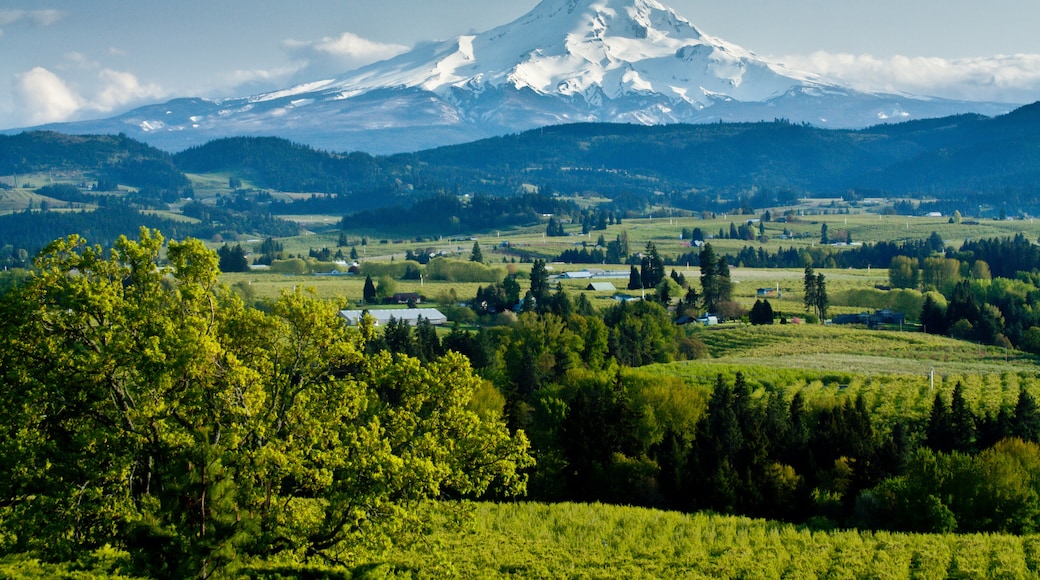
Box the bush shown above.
[441,304,477,324]
[426,258,505,283]
[677,335,709,360]
[269,258,308,275]
[717,301,747,321]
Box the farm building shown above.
[339,308,447,326]
[390,292,423,304]
[586,282,617,292]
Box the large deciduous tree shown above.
[0,230,532,577]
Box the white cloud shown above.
[13,67,81,124]
[93,69,165,111]
[12,66,167,125]
[0,9,65,34]
[284,32,409,79]
[778,51,1040,104]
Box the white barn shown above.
[339,308,448,326]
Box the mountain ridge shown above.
[4,0,1014,154]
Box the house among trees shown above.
[390,292,423,304]
[697,314,720,326]
[339,308,448,326]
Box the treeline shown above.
[0,203,298,260]
[0,205,198,258]
[343,193,581,235]
[360,293,1040,534]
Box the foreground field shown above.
[358,502,1040,579]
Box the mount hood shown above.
[16,0,1013,154]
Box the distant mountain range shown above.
[5,0,1013,154]
[4,100,1040,254]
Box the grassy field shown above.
[634,323,1040,428]
[352,501,1040,579]
[315,209,1039,264]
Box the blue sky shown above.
[2,0,1039,129]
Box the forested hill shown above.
[4,101,1040,256]
[0,131,190,194]
[168,101,1040,208]
[407,102,1040,198]
[173,136,386,195]
[7,102,1040,205]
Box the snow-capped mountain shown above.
[15,0,1012,154]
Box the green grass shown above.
[690,324,1031,374]
[638,324,1040,426]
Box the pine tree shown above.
[699,243,719,312]
[920,294,948,335]
[529,259,550,304]
[803,264,817,315]
[949,382,977,453]
[640,242,664,289]
[803,264,827,320]
[815,273,828,320]
[926,393,954,453]
[363,274,377,304]
[716,257,732,305]
[628,265,642,290]
[470,240,484,262]
[1012,388,1040,443]
[749,299,774,325]
[413,316,442,362]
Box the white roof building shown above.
[339,308,448,326]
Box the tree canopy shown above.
[0,229,531,577]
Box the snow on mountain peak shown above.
[323,0,821,106]
[33,0,1010,155]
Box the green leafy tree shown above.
[0,230,533,576]
[470,240,484,263]
[889,255,919,289]
[375,274,396,300]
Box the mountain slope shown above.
[5,0,1015,154]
